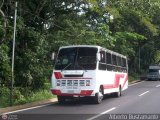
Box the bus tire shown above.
[57,96,65,104]
[114,85,122,97]
[94,88,103,104]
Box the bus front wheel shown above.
[57,96,66,104]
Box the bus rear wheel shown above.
[94,88,103,104]
[114,86,122,97]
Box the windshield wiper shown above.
[62,63,72,71]
[75,63,87,71]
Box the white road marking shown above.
[3,103,52,115]
[138,91,149,97]
[129,81,145,86]
[156,85,160,87]
[87,107,116,120]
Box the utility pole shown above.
[139,46,141,71]
[11,1,17,106]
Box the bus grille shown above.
[57,80,90,86]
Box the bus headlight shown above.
[86,80,90,86]
[56,80,61,86]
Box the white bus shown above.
[51,45,128,104]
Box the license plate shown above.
[67,87,78,89]
[73,87,78,89]
[68,90,74,93]
[67,87,72,89]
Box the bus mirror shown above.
[96,53,101,61]
[51,52,56,60]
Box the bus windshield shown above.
[55,47,97,70]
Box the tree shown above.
[1,0,160,94]
[107,0,160,72]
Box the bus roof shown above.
[59,45,127,58]
[59,45,100,49]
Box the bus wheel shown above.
[94,88,103,104]
[57,96,65,104]
[114,86,122,97]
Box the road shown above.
[2,80,160,120]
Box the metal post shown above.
[11,1,17,106]
[139,46,141,71]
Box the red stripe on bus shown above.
[122,75,128,89]
[103,74,126,89]
[53,72,92,79]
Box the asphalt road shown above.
[3,80,160,120]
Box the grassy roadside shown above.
[128,73,140,83]
[0,83,55,108]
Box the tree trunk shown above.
[0,8,7,44]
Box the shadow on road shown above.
[51,94,117,106]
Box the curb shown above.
[0,80,143,114]
[0,98,57,114]
[129,80,142,84]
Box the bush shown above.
[13,89,27,105]
[27,90,53,103]
[0,87,10,107]
[129,73,139,83]
[0,82,54,108]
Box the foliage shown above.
[0,44,11,87]
[0,84,53,108]
[0,87,10,107]
[1,0,160,106]
[128,73,139,83]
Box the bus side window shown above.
[112,54,117,71]
[117,56,122,72]
[122,58,126,67]
[106,52,112,71]
[100,51,105,63]
[122,58,127,72]
[99,50,106,70]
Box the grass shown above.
[0,83,55,108]
[128,73,140,83]
[27,90,54,103]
